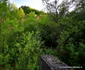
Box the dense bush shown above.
[0,15,43,70]
[56,16,85,69]
[15,31,43,70]
[0,0,85,70]
[38,15,61,48]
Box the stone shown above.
[40,55,72,70]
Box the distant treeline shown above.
[19,6,45,15]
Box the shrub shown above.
[0,17,43,70]
[15,31,43,70]
[57,18,85,70]
[38,15,60,48]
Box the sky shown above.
[8,0,45,11]
[8,0,74,12]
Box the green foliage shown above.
[0,4,52,69]
[38,15,60,47]
[0,15,43,69]
[18,8,25,18]
[29,12,37,18]
[23,12,39,33]
[0,0,10,23]
[10,3,18,11]
[15,31,43,70]
[20,6,44,15]
[0,1,85,70]
[56,14,85,69]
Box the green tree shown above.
[18,8,25,18]
[42,0,77,23]
[0,0,10,23]
[10,3,18,11]
[9,3,19,19]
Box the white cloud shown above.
[28,0,44,11]
[8,0,13,3]
[7,0,46,11]
[16,4,22,8]
[12,0,44,11]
